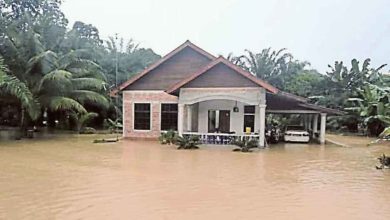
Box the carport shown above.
[265,92,344,144]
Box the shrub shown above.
[159,130,178,145]
[80,127,96,134]
[232,138,258,152]
[176,135,200,150]
[376,154,390,169]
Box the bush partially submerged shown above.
[104,119,123,133]
[80,127,96,134]
[376,154,390,169]
[176,135,200,150]
[232,138,258,152]
[159,130,178,145]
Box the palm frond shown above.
[26,50,58,74]
[69,111,98,132]
[0,65,40,120]
[379,127,390,138]
[42,69,72,81]
[58,49,96,69]
[70,90,109,109]
[42,96,87,113]
[71,77,106,91]
[38,69,72,91]
[68,68,107,81]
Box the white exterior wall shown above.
[197,100,260,135]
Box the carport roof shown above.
[266,92,345,115]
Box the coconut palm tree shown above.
[1,32,108,131]
[2,22,109,119]
[29,48,109,114]
[68,111,98,133]
[226,53,247,70]
[243,48,293,79]
[240,48,309,89]
[0,57,40,128]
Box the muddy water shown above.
[1,134,390,220]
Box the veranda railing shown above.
[182,132,260,145]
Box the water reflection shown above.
[1,135,390,219]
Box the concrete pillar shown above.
[312,114,318,138]
[320,113,327,144]
[259,104,266,147]
[178,104,184,136]
[187,105,192,132]
[305,115,311,130]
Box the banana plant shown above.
[327,59,386,91]
[105,118,123,133]
[346,83,390,136]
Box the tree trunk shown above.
[19,108,26,138]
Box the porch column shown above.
[320,113,327,144]
[259,104,266,147]
[312,114,318,138]
[178,104,185,136]
[187,105,192,132]
[303,115,309,130]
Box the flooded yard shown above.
[1,134,390,220]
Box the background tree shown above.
[229,48,310,90]
[226,46,389,135]
[0,0,160,132]
[346,84,390,136]
[101,36,160,86]
[0,57,39,129]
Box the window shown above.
[161,104,178,131]
[243,105,255,133]
[134,103,150,130]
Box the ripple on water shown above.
[1,136,390,219]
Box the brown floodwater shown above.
[1,133,390,220]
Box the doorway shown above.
[208,110,230,133]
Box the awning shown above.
[266,92,345,115]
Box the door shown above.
[208,110,217,133]
[219,110,230,133]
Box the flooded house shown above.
[113,41,341,146]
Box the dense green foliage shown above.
[0,57,40,122]
[0,0,159,132]
[1,0,389,138]
[229,49,389,135]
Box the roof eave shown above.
[299,103,346,115]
